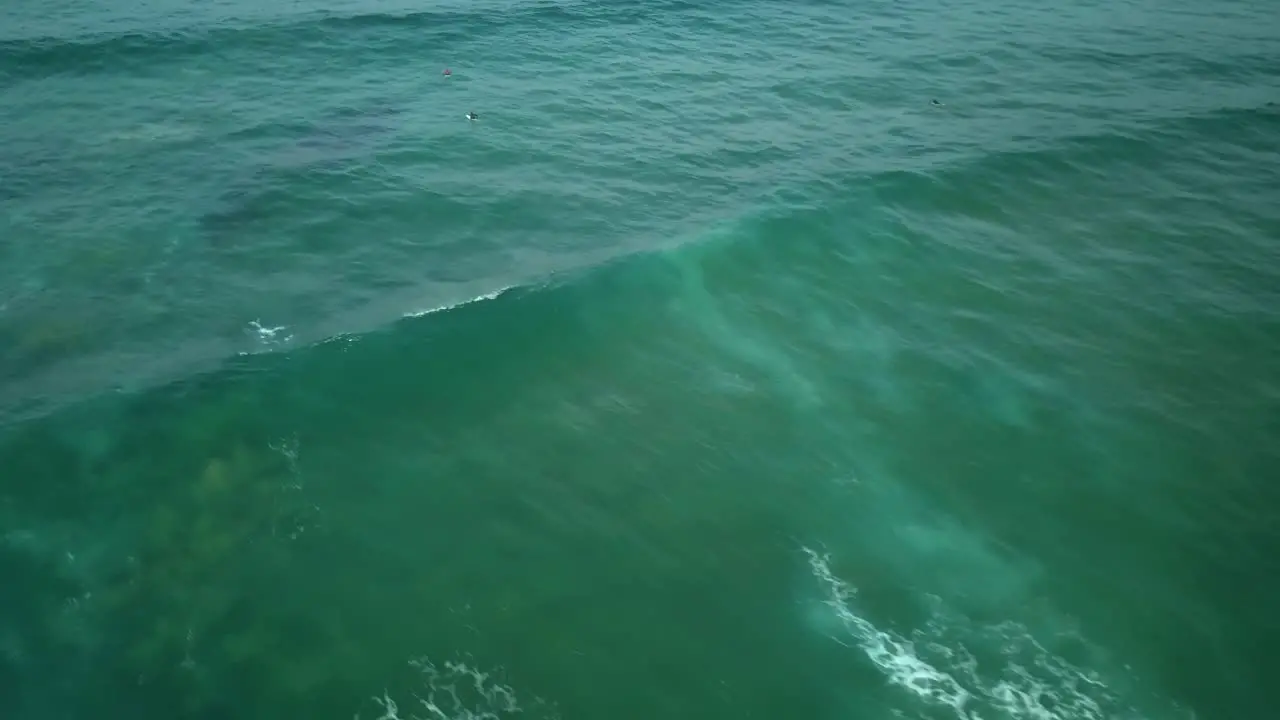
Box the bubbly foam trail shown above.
[801,548,1191,720]
[247,320,292,346]
[364,657,557,720]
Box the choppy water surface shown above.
[2,0,1278,718]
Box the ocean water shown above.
[2,0,1279,718]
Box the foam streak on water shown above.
[365,658,554,720]
[803,548,1167,720]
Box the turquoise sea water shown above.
[2,0,1279,718]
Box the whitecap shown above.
[801,548,1190,720]
[403,286,514,319]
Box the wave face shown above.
[2,0,1279,719]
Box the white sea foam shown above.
[403,287,513,319]
[247,319,293,347]
[806,547,976,716]
[802,548,1189,720]
[362,656,556,720]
